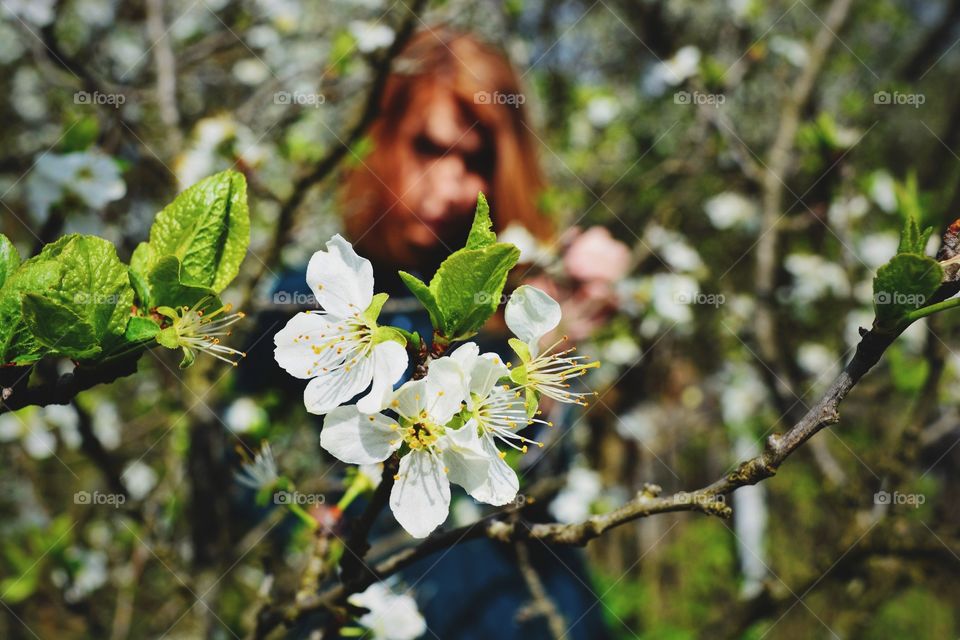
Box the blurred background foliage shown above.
[2,0,960,638]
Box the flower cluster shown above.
[274,236,598,538]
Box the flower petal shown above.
[320,405,400,464]
[390,450,451,538]
[273,312,339,379]
[392,379,426,421]
[356,340,409,414]
[505,285,561,357]
[303,354,373,415]
[473,436,520,506]
[448,342,479,371]
[424,356,467,424]
[468,353,510,401]
[305,234,374,317]
[443,422,493,498]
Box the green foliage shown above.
[0,171,249,370]
[872,254,943,332]
[130,170,249,296]
[895,174,933,255]
[400,193,520,341]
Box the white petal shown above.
[448,342,479,371]
[320,405,399,464]
[303,355,373,415]
[390,450,451,538]
[305,234,374,317]
[392,379,427,420]
[356,340,409,414]
[505,285,561,357]
[468,353,510,401]
[423,356,467,424]
[274,312,338,379]
[443,422,492,498]
[473,436,520,506]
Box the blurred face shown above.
[389,87,493,267]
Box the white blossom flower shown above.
[643,45,701,95]
[505,285,599,407]
[26,150,126,221]
[769,35,808,67]
[0,410,56,459]
[704,192,759,230]
[869,171,897,213]
[347,582,427,640]
[320,357,494,538]
[549,467,602,524]
[156,298,247,368]
[586,96,620,128]
[224,397,268,434]
[122,461,158,500]
[273,235,408,415]
[498,224,554,266]
[447,343,552,505]
[349,20,396,53]
[235,442,279,491]
[783,254,850,304]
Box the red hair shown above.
[343,28,550,268]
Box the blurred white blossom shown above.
[347,582,427,640]
[783,254,850,304]
[549,467,602,524]
[643,45,701,95]
[122,461,158,500]
[704,192,759,230]
[586,96,620,127]
[349,20,395,53]
[26,150,126,221]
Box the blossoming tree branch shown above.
[2,169,960,637]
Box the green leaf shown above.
[148,255,221,310]
[0,233,20,290]
[399,270,444,330]
[430,243,520,339]
[21,294,101,359]
[124,316,161,343]
[136,170,250,293]
[34,235,134,353]
[465,193,496,250]
[873,253,943,331]
[895,173,933,255]
[0,256,62,364]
